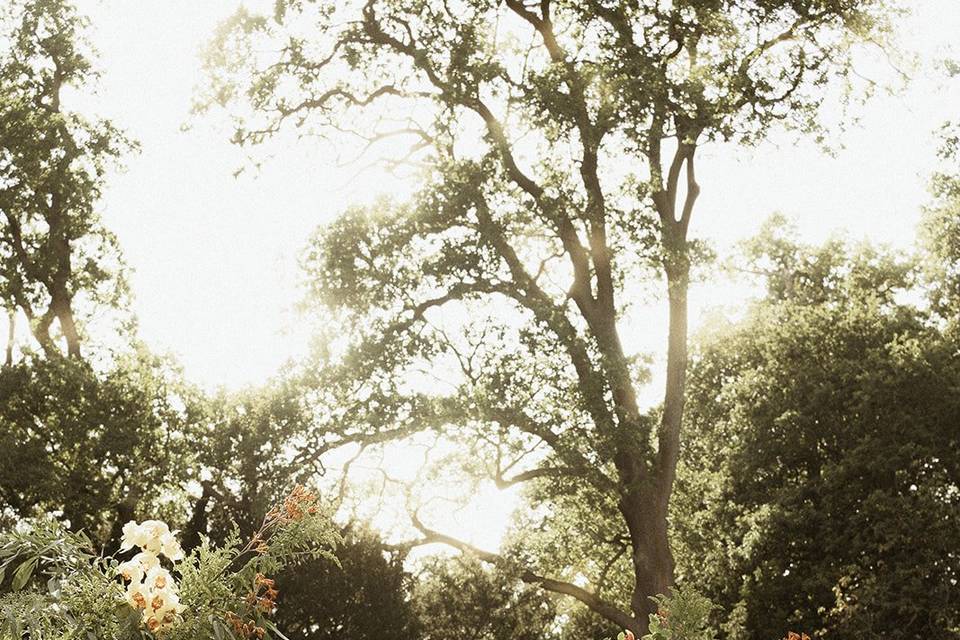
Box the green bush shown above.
[0,486,339,640]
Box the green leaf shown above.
[211,615,225,640]
[264,619,292,640]
[11,557,37,590]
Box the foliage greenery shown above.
[199,0,900,632]
[2,0,959,638]
[0,488,340,640]
[673,219,960,639]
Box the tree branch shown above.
[359,3,597,312]
[492,465,575,489]
[404,511,641,633]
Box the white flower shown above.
[143,587,184,632]
[120,521,149,552]
[120,519,183,562]
[124,581,149,610]
[145,565,173,590]
[118,551,159,582]
[141,520,170,537]
[139,520,169,554]
[157,589,183,615]
[159,531,184,561]
[116,519,187,632]
[133,551,160,570]
[117,558,144,583]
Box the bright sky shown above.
[61,0,960,550]
[72,0,958,390]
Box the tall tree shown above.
[0,0,197,556]
[674,222,960,639]
[0,349,200,539]
[205,0,896,632]
[0,0,131,360]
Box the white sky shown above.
[53,0,960,550]
[71,0,959,391]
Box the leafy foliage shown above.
[413,554,560,640]
[640,587,716,640]
[194,382,319,546]
[273,524,420,640]
[674,223,960,639]
[0,351,200,538]
[0,487,340,640]
[201,0,898,631]
[920,173,960,320]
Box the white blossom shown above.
[117,519,186,634]
[159,531,184,561]
[120,520,149,552]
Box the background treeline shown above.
[1,1,958,639]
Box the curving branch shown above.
[358,2,597,315]
[470,194,616,435]
[492,465,574,489]
[403,510,642,634]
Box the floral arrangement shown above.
[0,485,339,639]
[117,520,187,633]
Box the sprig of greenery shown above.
[614,586,716,640]
[0,486,339,640]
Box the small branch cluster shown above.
[225,572,280,640]
[244,484,321,558]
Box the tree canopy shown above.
[4,0,957,638]
[674,220,960,639]
[203,0,900,632]
[0,0,132,359]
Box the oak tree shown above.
[675,224,960,638]
[0,0,131,360]
[206,0,897,632]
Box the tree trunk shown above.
[33,309,58,357]
[658,264,688,505]
[4,308,13,366]
[54,297,82,359]
[621,487,675,634]
[621,186,692,633]
[105,491,139,554]
[181,481,214,553]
